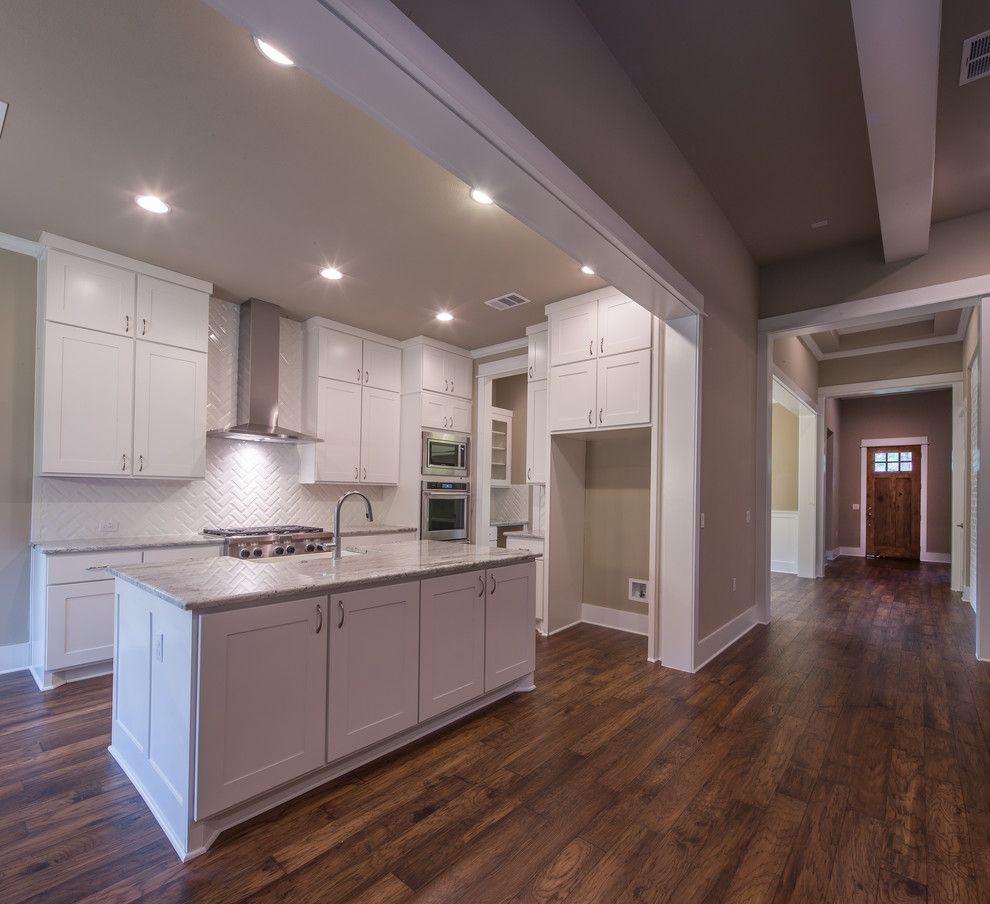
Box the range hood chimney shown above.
[207,298,321,444]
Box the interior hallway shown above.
[1,559,987,902]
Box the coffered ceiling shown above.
[0,0,602,349]
[803,308,969,360]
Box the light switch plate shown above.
[852,503,860,511]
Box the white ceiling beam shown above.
[850,0,941,262]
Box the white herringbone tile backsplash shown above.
[32,300,396,540]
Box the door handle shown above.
[315,603,323,634]
[489,573,496,595]
[477,573,485,597]
[337,600,345,629]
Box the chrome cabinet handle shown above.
[528,467,532,480]
[125,314,130,334]
[599,408,604,423]
[337,600,345,629]
[142,318,148,336]
[477,573,484,597]
[138,454,144,472]
[315,603,323,634]
[364,370,369,383]
[587,410,592,425]
[529,365,534,378]
[600,338,604,354]
[121,453,127,471]
[354,466,359,479]
[356,367,362,381]
[444,379,449,391]
[86,564,111,571]
[489,574,496,595]
[450,379,454,393]
[588,339,593,356]
[363,467,367,480]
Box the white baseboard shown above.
[694,604,760,672]
[548,619,583,636]
[838,546,865,557]
[825,548,839,561]
[580,604,648,636]
[770,560,797,574]
[921,551,951,564]
[0,642,30,675]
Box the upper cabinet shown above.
[363,339,402,392]
[404,339,473,400]
[315,325,402,392]
[36,236,212,478]
[527,325,548,381]
[546,290,656,434]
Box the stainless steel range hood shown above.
[207,298,322,444]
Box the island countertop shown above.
[109,540,540,612]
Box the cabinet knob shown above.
[450,379,455,393]
[444,379,449,391]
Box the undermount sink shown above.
[248,548,367,564]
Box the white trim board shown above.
[0,642,30,675]
[475,354,528,379]
[0,231,43,258]
[695,604,762,672]
[580,604,648,636]
[470,337,528,359]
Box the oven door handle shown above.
[423,491,470,499]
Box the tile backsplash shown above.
[31,299,396,540]
[490,485,530,525]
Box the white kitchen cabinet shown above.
[40,321,135,475]
[360,387,400,484]
[196,596,328,819]
[318,327,365,384]
[484,563,536,691]
[420,390,472,433]
[45,249,135,336]
[505,537,546,630]
[136,275,210,352]
[528,327,548,381]
[490,407,513,487]
[328,581,420,761]
[46,580,116,669]
[598,294,652,357]
[363,339,402,392]
[306,378,362,483]
[549,300,597,366]
[421,344,447,394]
[419,571,486,720]
[446,353,473,400]
[548,359,597,433]
[406,340,473,400]
[526,381,548,484]
[133,342,208,478]
[596,349,652,427]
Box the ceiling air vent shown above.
[483,292,531,312]
[960,30,990,85]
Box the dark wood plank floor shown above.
[2,557,989,902]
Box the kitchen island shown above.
[107,540,539,860]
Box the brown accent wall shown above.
[760,209,990,318]
[401,0,760,639]
[493,373,528,483]
[820,343,964,387]
[582,433,651,614]
[773,336,818,401]
[0,249,37,647]
[836,391,953,554]
[771,405,799,511]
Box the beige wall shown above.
[582,433,651,615]
[760,208,990,318]
[493,373,528,484]
[836,391,953,554]
[402,0,760,640]
[0,249,37,648]
[771,405,799,511]
[773,336,819,401]
[819,342,964,387]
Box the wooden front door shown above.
[866,446,921,559]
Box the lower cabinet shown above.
[196,597,328,819]
[46,580,116,669]
[485,562,537,691]
[419,570,486,720]
[328,581,420,760]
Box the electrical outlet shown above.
[628,579,648,603]
[700,513,705,529]
[852,503,860,511]
[98,520,118,533]
[731,577,737,592]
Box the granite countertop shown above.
[32,525,417,556]
[110,540,540,612]
[490,520,529,528]
[512,530,544,542]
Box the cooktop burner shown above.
[203,525,325,538]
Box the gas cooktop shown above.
[203,525,324,538]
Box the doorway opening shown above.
[863,441,924,559]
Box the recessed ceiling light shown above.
[135,195,169,214]
[469,188,493,205]
[320,266,343,281]
[253,36,295,67]
[436,311,454,322]
[580,265,595,275]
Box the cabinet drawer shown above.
[47,549,143,585]
[46,580,116,669]
[141,544,222,564]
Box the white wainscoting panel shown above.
[770,510,799,574]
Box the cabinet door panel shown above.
[421,345,446,394]
[318,328,364,383]
[448,398,473,434]
[328,581,420,760]
[196,597,327,819]
[485,563,536,691]
[314,378,362,482]
[363,340,402,392]
[421,392,448,430]
[133,344,207,478]
[526,381,548,483]
[46,250,135,335]
[597,349,651,427]
[598,294,652,357]
[528,330,548,381]
[135,275,209,352]
[549,302,597,366]
[445,353,473,400]
[360,388,400,484]
[420,571,485,720]
[41,322,134,475]
[548,360,596,433]
[46,580,116,669]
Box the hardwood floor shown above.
[2,557,989,902]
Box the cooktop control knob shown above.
[251,547,263,557]
[305,543,316,552]
[238,548,250,559]
[273,546,285,556]
[285,545,296,555]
